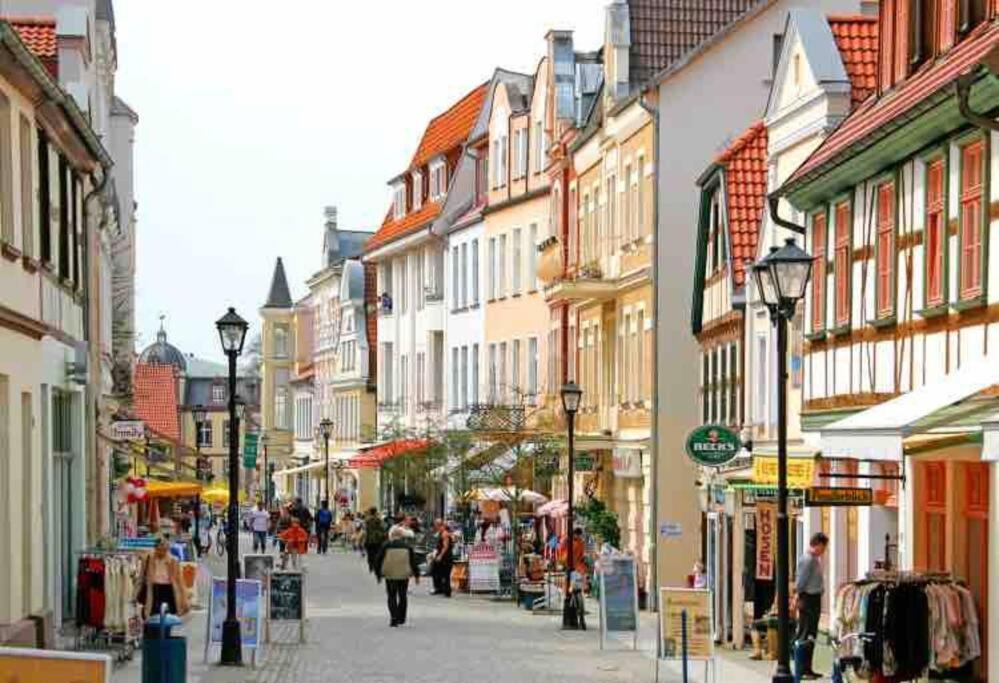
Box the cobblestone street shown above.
[110,536,671,683]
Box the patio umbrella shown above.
[466,487,548,505]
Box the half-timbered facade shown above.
[779,2,999,671]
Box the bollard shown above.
[681,609,688,683]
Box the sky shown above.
[116,0,607,362]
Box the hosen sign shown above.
[755,502,775,580]
[684,424,741,467]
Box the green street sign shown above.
[574,454,595,471]
[243,433,259,469]
[684,424,741,467]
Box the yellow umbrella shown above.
[144,480,203,499]
[201,486,246,505]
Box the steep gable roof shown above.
[717,121,767,288]
[366,83,488,253]
[628,0,766,84]
[264,257,293,309]
[827,15,878,107]
[134,364,180,442]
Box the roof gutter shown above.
[956,67,999,131]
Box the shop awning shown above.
[464,487,547,505]
[347,439,431,469]
[273,461,326,477]
[535,499,568,518]
[145,481,203,499]
[821,357,999,461]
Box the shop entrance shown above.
[52,390,75,621]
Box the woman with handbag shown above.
[137,536,189,619]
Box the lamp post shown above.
[332,460,345,522]
[559,380,582,630]
[319,418,334,510]
[215,307,248,666]
[752,239,813,683]
[260,433,269,509]
[193,404,207,556]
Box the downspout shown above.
[767,195,805,236]
[956,71,999,132]
[637,89,659,618]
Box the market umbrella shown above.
[144,480,203,499]
[201,486,245,505]
[535,499,568,518]
[466,487,548,505]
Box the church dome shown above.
[138,322,187,373]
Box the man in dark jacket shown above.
[316,500,334,554]
[376,526,420,626]
[364,508,387,575]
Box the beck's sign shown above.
[685,424,741,467]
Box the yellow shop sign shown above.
[752,456,815,488]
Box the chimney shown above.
[546,30,576,124]
[323,205,340,267]
[605,0,631,102]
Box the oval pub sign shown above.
[685,424,741,467]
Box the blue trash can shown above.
[142,608,186,683]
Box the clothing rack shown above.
[74,549,143,664]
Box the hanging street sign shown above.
[805,486,874,507]
[243,433,259,469]
[111,420,145,441]
[684,424,741,467]
[752,456,815,488]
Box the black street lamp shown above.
[319,418,334,509]
[559,380,583,630]
[193,404,207,556]
[752,238,812,683]
[215,307,248,667]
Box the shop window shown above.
[959,139,985,300]
[925,157,946,307]
[876,181,896,318]
[811,212,827,332]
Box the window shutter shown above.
[894,0,910,83]
[940,0,957,51]
[880,0,897,92]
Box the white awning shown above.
[821,357,999,461]
[273,451,358,478]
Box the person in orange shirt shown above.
[558,528,587,578]
[278,517,309,569]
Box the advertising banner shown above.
[659,588,713,660]
[752,456,815,488]
[755,503,775,580]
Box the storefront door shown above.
[963,462,988,676]
[52,390,74,621]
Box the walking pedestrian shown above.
[794,532,828,680]
[278,517,310,570]
[431,519,453,597]
[316,500,334,554]
[136,536,189,619]
[364,507,387,576]
[376,526,420,627]
[248,500,270,553]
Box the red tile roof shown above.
[9,17,58,77]
[827,15,878,107]
[717,121,767,287]
[786,20,999,192]
[134,363,180,442]
[628,0,765,83]
[366,83,487,253]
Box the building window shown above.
[593,186,602,262]
[499,233,507,297]
[636,310,646,402]
[527,224,538,292]
[876,181,896,318]
[223,419,232,448]
[416,249,426,311]
[959,138,985,300]
[488,343,497,402]
[621,314,631,403]
[198,419,213,448]
[834,201,852,326]
[400,354,409,411]
[811,212,827,331]
[500,135,508,186]
[381,342,394,404]
[18,116,32,258]
[399,258,408,314]
[0,92,12,246]
[637,155,646,236]
[512,339,521,394]
[488,238,497,300]
[701,352,709,423]
[534,121,543,173]
[274,325,289,358]
[471,239,480,304]
[451,246,460,311]
[460,242,468,308]
[499,342,507,402]
[460,346,469,410]
[528,337,538,402]
[416,352,426,405]
[393,183,406,219]
[412,171,422,210]
[37,130,50,264]
[275,388,288,430]
[925,157,946,307]
[606,174,616,253]
[212,385,225,404]
[58,156,69,280]
[472,343,480,404]
[430,161,446,200]
[476,152,488,204]
[923,462,947,571]
[512,228,522,293]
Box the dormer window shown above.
[430,159,447,200]
[412,171,422,210]
[393,183,406,220]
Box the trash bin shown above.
[141,608,186,683]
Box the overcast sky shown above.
[116,1,606,361]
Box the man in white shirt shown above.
[248,501,271,553]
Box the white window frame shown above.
[512,228,522,294]
[430,159,447,200]
[528,224,538,292]
[472,238,480,304]
[393,183,406,219]
[412,171,422,210]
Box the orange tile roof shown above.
[9,17,58,76]
[410,83,488,168]
[134,363,180,442]
[365,83,487,253]
[827,15,878,107]
[717,121,767,287]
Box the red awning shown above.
[347,439,432,469]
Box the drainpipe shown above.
[637,89,660,619]
[956,71,999,132]
[768,195,805,236]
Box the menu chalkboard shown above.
[600,557,638,634]
[269,571,303,621]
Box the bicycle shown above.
[827,631,875,683]
[215,526,226,557]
